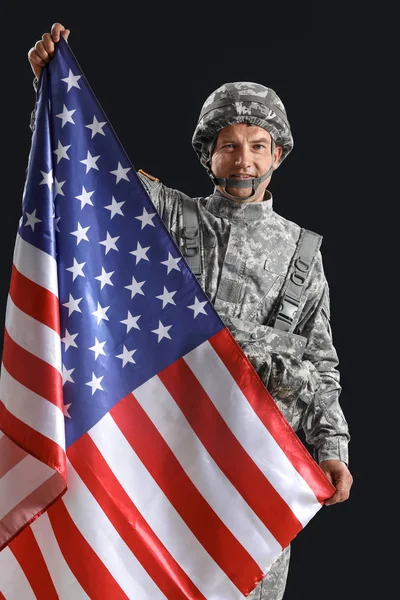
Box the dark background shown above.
[0,6,381,599]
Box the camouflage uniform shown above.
[30,80,350,600]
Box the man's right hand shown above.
[28,22,70,79]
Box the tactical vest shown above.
[180,195,322,333]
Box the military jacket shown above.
[137,171,350,464]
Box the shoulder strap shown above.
[181,195,202,277]
[272,228,322,332]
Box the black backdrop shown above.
[0,7,380,600]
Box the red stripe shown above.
[48,499,129,600]
[112,393,263,595]
[10,525,58,600]
[159,358,302,549]
[68,434,207,600]
[0,591,6,600]
[1,329,63,409]
[209,328,335,502]
[1,473,65,552]
[9,265,60,333]
[0,434,27,478]
[0,401,65,476]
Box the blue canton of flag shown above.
[24,39,223,447]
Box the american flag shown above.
[0,37,334,599]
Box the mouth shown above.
[230,174,255,179]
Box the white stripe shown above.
[184,341,322,526]
[90,413,242,600]
[0,430,4,440]
[31,513,90,600]
[5,296,61,374]
[0,366,65,448]
[63,459,168,600]
[0,547,36,600]
[0,455,55,519]
[134,375,281,569]
[13,233,59,297]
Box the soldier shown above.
[28,23,353,600]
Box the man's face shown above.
[210,123,282,203]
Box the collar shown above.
[205,188,274,222]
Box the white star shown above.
[156,286,177,309]
[92,302,110,324]
[116,345,137,367]
[95,267,114,289]
[80,150,100,174]
[161,252,182,274]
[99,232,119,254]
[62,365,75,385]
[70,222,90,245]
[63,403,72,418]
[53,140,71,163]
[104,196,125,219]
[151,320,172,343]
[56,104,76,128]
[75,186,94,209]
[85,373,104,395]
[61,329,79,351]
[125,276,145,299]
[130,241,150,264]
[66,258,86,281]
[39,169,53,190]
[110,162,131,184]
[120,311,141,333]
[135,207,156,230]
[62,294,82,316]
[54,177,66,198]
[89,337,106,360]
[187,296,208,318]
[61,69,82,91]
[86,115,107,138]
[25,209,42,231]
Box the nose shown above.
[234,145,252,166]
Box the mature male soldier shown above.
[28,23,353,600]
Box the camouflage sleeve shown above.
[30,78,39,133]
[136,171,182,238]
[294,251,350,464]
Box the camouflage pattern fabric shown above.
[247,546,290,600]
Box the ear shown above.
[274,146,283,168]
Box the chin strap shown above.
[209,140,276,201]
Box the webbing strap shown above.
[273,229,322,332]
[181,196,202,276]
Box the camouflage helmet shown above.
[192,81,294,170]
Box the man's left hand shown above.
[319,459,353,506]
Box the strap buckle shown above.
[277,297,299,324]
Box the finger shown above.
[41,32,56,57]
[50,22,68,42]
[28,48,46,68]
[33,40,52,64]
[27,48,46,78]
